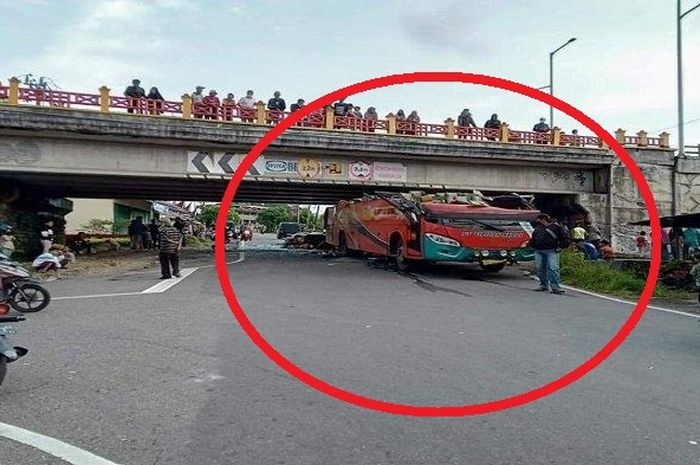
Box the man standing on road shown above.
[158,218,182,280]
[530,213,569,294]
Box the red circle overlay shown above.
[215,72,661,416]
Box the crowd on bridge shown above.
[123,79,578,138]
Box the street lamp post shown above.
[673,1,700,216]
[677,0,700,159]
[549,37,577,128]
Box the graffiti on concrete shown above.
[0,140,42,166]
[539,169,589,187]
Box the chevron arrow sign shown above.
[187,151,265,176]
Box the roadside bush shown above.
[560,249,680,300]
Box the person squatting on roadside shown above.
[158,218,182,280]
[530,214,570,294]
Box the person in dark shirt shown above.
[290,99,305,112]
[146,87,164,115]
[267,91,286,111]
[533,117,550,132]
[72,232,92,256]
[529,214,569,294]
[457,109,477,132]
[484,113,501,140]
[333,98,349,116]
[484,113,501,129]
[124,79,146,114]
[149,219,160,249]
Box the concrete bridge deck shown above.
[0,106,613,202]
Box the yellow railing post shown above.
[552,127,561,145]
[499,122,509,142]
[181,94,192,119]
[659,132,670,148]
[614,128,626,144]
[386,113,397,135]
[636,130,648,147]
[255,101,267,124]
[99,86,111,113]
[324,106,335,130]
[444,118,455,139]
[8,77,20,105]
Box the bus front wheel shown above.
[480,262,506,273]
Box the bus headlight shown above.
[425,233,460,247]
[481,250,490,257]
[499,250,508,257]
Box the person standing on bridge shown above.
[484,113,501,140]
[267,91,286,112]
[395,109,406,134]
[238,90,256,122]
[222,93,236,121]
[124,79,146,114]
[146,87,164,115]
[533,117,550,133]
[406,110,420,135]
[530,214,569,294]
[158,218,182,280]
[192,86,205,119]
[363,106,378,132]
[290,98,305,112]
[202,90,220,119]
[457,109,477,138]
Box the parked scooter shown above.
[0,253,51,313]
[0,301,28,386]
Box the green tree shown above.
[196,203,240,226]
[299,207,324,230]
[257,205,292,233]
[82,218,113,233]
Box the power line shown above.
[650,116,700,133]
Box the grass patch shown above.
[560,250,687,302]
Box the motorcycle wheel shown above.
[10,283,51,313]
[0,356,6,386]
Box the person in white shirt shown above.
[238,90,255,122]
[40,221,54,253]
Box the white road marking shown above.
[140,267,198,294]
[560,283,700,319]
[199,253,245,269]
[0,422,121,465]
[52,254,245,301]
[53,292,144,301]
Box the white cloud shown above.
[11,0,196,90]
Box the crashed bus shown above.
[324,192,540,272]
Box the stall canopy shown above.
[630,212,700,228]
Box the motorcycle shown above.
[0,301,28,386]
[0,254,51,313]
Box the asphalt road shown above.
[0,235,699,464]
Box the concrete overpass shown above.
[0,105,614,203]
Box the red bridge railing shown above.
[0,78,671,150]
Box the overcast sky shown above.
[2,0,700,146]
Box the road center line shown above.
[0,422,121,465]
[141,267,198,294]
